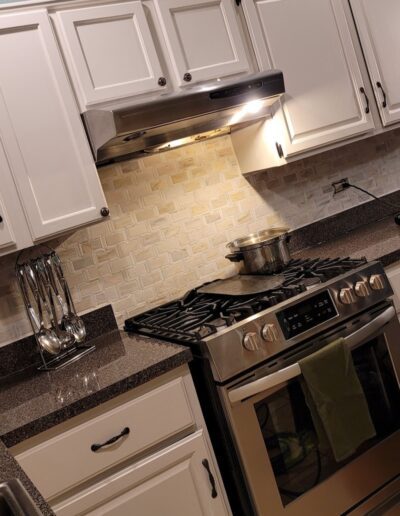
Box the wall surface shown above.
[1,129,400,346]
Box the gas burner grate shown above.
[125,256,367,344]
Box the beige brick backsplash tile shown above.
[150,177,171,191]
[145,254,170,271]
[79,280,102,298]
[95,248,119,263]
[72,256,94,271]
[105,231,126,246]
[170,249,189,262]
[139,232,161,247]
[134,248,155,263]
[171,171,188,184]
[109,256,133,274]
[118,280,140,297]
[122,263,147,281]
[140,270,163,288]
[158,201,177,215]
[135,207,157,222]
[142,192,163,207]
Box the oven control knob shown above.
[261,323,279,342]
[339,287,356,304]
[369,274,385,290]
[354,280,370,297]
[243,332,261,351]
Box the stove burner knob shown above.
[243,332,261,351]
[354,280,370,297]
[369,274,385,290]
[261,324,279,342]
[339,287,357,305]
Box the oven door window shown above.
[254,335,400,507]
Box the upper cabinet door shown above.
[242,0,374,156]
[0,10,107,241]
[154,0,251,87]
[350,0,400,126]
[0,137,32,254]
[55,2,166,110]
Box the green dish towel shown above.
[299,338,376,462]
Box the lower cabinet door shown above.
[53,430,228,516]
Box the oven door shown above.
[221,303,400,516]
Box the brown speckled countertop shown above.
[0,441,54,515]
[0,330,192,448]
[292,215,400,266]
[0,321,191,515]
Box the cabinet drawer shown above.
[15,378,194,499]
[53,430,228,516]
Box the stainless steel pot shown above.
[225,228,291,274]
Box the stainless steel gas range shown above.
[125,258,400,516]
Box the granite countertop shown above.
[0,329,192,448]
[0,323,191,515]
[0,441,54,516]
[292,214,400,266]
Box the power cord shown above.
[332,179,400,225]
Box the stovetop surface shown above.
[125,257,367,344]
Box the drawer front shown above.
[15,378,194,499]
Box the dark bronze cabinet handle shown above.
[100,207,110,217]
[360,87,370,114]
[158,77,167,86]
[376,81,387,108]
[183,72,192,82]
[91,427,130,452]
[0,215,3,223]
[202,459,218,498]
[275,142,284,158]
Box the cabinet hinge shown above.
[235,0,241,6]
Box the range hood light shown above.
[83,70,285,164]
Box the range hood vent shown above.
[83,70,284,165]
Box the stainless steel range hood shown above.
[82,70,284,165]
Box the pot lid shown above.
[227,227,289,251]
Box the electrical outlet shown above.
[332,178,349,194]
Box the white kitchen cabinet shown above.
[54,2,167,111]
[154,0,251,87]
[0,9,107,242]
[53,430,227,516]
[0,138,32,253]
[13,368,231,516]
[350,0,400,126]
[241,0,374,157]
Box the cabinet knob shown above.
[100,207,110,217]
[0,215,3,223]
[183,72,192,82]
[158,77,167,87]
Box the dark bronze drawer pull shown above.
[91,427,130,452]
[376,81,387,108]
[360,86,370,114]
[202,458,218,498]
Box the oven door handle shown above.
[228,306,396,404]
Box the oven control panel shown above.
[276,290,338,339]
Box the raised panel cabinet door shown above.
[350,0,400,126]
[0,10,108,240]
[154,0,251,87]
[53,431,229,516]
[54,2,166,109]
[242,0,374,156]
[0,131,32,254]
